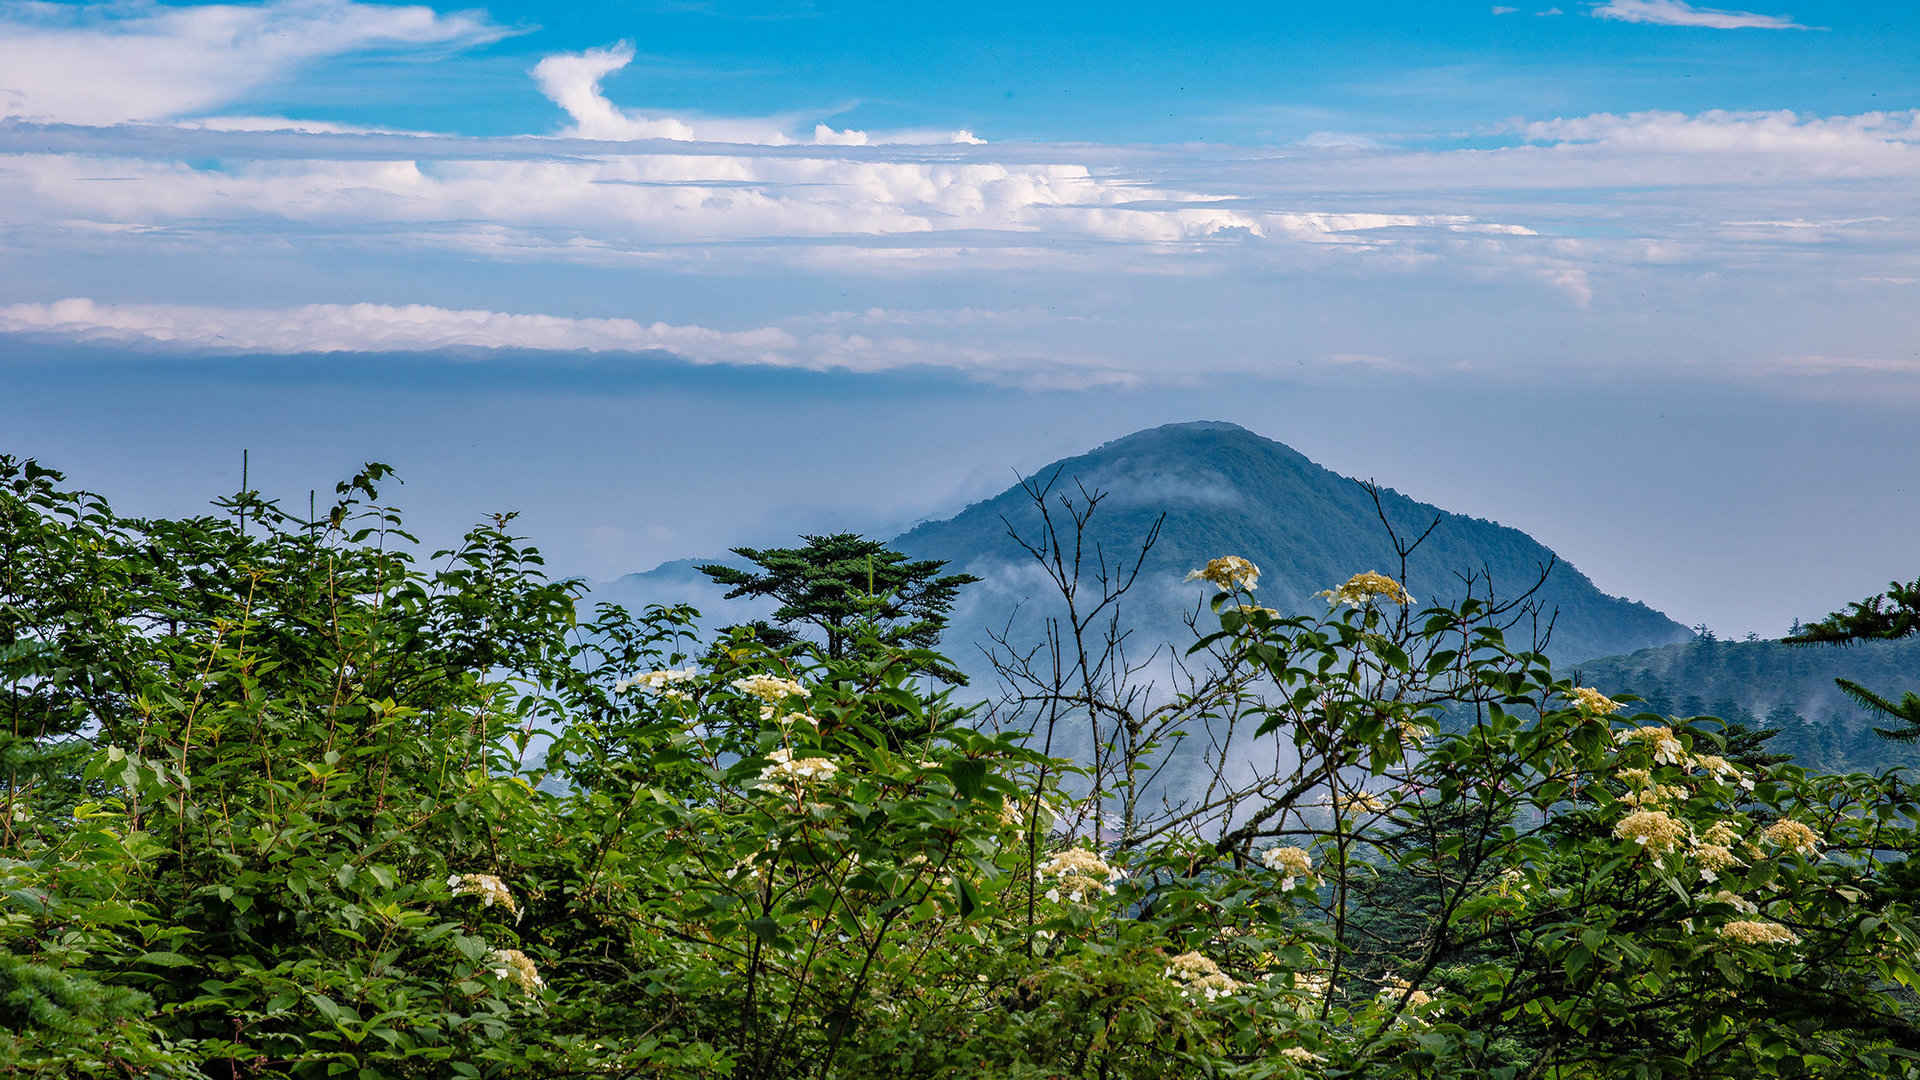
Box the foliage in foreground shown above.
[4,454,1920,1079]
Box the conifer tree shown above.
[698,533,980,685]
[1786,575,1920,741]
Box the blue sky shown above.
[3,0,1920,637]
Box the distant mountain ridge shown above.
[600,420,1692,668]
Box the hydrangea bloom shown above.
[1718,920,1800,946]
[1701,819,1743,847]
[1290,971,1332,1005]
[1762,819,1821,856]
[1163,951,1241,1000]
[613,668,699,700]
[1691,842,1743,882]
[1261,845,1316,890]
[447,872,518,916]
[1568,686,1623,715]
[1335,789,1386,817]
[758,703,819,728]
[487,947,546,994]
[1707,889,1759,915]
[1038,847,1121,903]
[731,674,810,704]
[754,747,839,793]
[1615,725,1686,766]
[1187,555,1261,592]
[1613,809,1689,856]
[1318,571,1414,608]
[1377,976,1435,1010]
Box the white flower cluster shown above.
[1318,571,1414,608]
[614,667,700,701]
[1762,819,1822,856]
[1719,919,1800,947]
[754,747,839,793]
[447,872,518,917]
[1261,845,1316,891]
[487,947,547,995]
[1038,847,1122,903]
[1163,950,1241,1000]
[1376,976,1436,1011]
[1187,555,1261,592]
[1568,686,1623,715]
[731,674,810,703]
[1614,725,1687,766]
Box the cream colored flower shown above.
[487,947,546,994]
[731,674,810,704]
[1690,842,1743,883]
[1707,889,1759,915]
[758,703,820,728]
[1613,809,1688,856]
[1335,789,1386,817]
[1279,1047,1325,1065]
[754,747,839,793]
[1615,725,1686,766]
[1187,555,1261,592]
[1290,971,1332,1007]
[1038,847,1122,903]
[1569,686,1623,715]
[1701,819,1742,847]
[1262,845,1317,891]
[1620,782,1690,808]
[1319,571,1414,607]
[614,668,699,697]
[447,872,518,917]
[1718,920,1800,947]
[1762,819,1821,856]
[1377,976,1435,1010]
[1164,951,1241,1000]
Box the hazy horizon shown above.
[5,0,1919,641]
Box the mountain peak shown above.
[896,421,1690,664]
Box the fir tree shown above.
[1787,575,1920,741]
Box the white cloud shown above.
[1491,6,1519,14]
[0,147,1533,262]
[531,42,983,146]
[0,296,796,363]
[1589,0,1808,30]
[1519,109,1920,155]
[0,0,511,125]
[0,297,1141,387]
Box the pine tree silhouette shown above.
[1786,576,1920,742]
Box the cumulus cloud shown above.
[0,0,511,125]
[0,145,1533,261]
[1588,0,1808,30]
[531,41,983,146]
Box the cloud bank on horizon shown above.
[1,0,1917,393]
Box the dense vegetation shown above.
[1572,634,1920,774]
[5,454,1920,1079]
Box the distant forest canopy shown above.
[1572,633,1920,773]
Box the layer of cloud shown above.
[1520,109,1920,153]
[0,0,512,125]
[1589,0,1807,30]
[532,42,982,146]
[0,297,1142,388]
